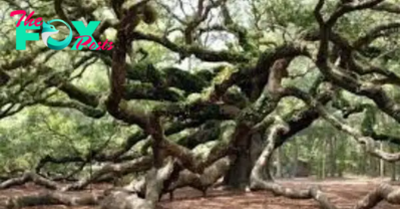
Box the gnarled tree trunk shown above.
[223,132,263,189]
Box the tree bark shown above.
[223,131,265,189]
[275,147,282,178]
[222,151,251,189]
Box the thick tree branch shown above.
[41,100,105,118]
[250,118,337,209]
[284,87,400,162]
[132,31,249,63]
[371,2,400,14]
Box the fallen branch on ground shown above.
[0,172,61,190]
[0,191,103,209]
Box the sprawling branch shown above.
[313,0,400,127]
[106,1,155,129]
[45,76,100,107]
[41,100,105,118]
[354,22,400,49]
[61,156,152,191]
[132,31,249,63]
[285,87,400,162]
[250,118,337,209]
[371,2,400,14]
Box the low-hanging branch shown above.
[250,118,338,209]
[99,158,175,209]
[60,156,152,191]
[371,1,400,14]
[314,0,400,126]
[34,116,230,180]
[126,156,232,200]
[284,86,400,162]
[0,156,152,191]
[59,119,226,191]
[131,31,249,63]
[249,112,400,209]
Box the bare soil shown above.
[1,177,399,209]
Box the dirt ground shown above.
[1,177,399,209]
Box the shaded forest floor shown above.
[1,177,399,209]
